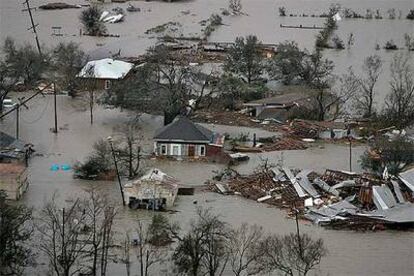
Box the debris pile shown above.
[209,166,414,231]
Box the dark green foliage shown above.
[267,41,306,84]
[215,74,267,110]
[80,5,107,36]
[0,191,33,275]
[361,136,414,175]
[73,139,113,179]
[384,40,398,50]
[51,42,86,91]
[315,6,339,49]
[224,35,264,84]
[278,7,286,16]
[383,54,414,128]
[407,9,414,20]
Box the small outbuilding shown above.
[153,117,225,159]
[0,163,29,200]
[77,58,134,90]
[0,131,29,163]
[123,168,179,210]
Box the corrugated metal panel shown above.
[399,168,414,192]
[283,168,307,198]
[313,178,340,197]
[372,185,397,210]
[296,174,320,198]
[391,180,406,203]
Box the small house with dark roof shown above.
[153,117,224,159]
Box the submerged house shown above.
[244,87,339,123]
[153,117,225,159]
[77,58,134,90]
[123,168,179,210]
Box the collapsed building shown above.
[209,166,414,230]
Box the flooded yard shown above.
[0,94,412,276]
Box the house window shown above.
[171,144,181,156]
[104,80,111,90]
[199,145,206,156]
[160,144,167,155]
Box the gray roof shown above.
[399,168,414,192]
[0,131,26,151]
[154,117,213,142]
[245,91,312,106]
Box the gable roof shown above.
[77,58,134,80]
[154,117,213,142]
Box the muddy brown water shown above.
[0,93,412,276]
[1,0,414,274]
[1,0,413,105]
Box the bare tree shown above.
[227,223,264,276]
[82,189,116,276]
[37,197,90,276]
[384,53,414,128]
[353,55,383,117]
[116,122,144,179]
[120,233,131,276]
[172,208,229,276]
[134,218,169,276]
[257,233,327,276]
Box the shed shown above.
[123,169,179,210]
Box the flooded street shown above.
[1,0,414,275]
[0,94,412,275]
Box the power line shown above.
[22,0,42,56]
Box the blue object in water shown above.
[50,164,60,171]
[61,164,71,171]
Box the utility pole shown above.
[15,104,20,139]
[22,0,42,56]
[107,136,126,206]
[347,125,352,172]
[53,82,58,133]
[293,202,303,260]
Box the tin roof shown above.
[77,58,133,80]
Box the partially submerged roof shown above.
[244,91,311,107]
[0,131,26,151]
[77,58,134,79]
[357,203,414,224]
[124,168,179,191]
[154,117,213,143]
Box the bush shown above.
[384,40,398,50]
[361,136,414,175]
[73,139,113,180]
[278,7,286,17]
[332,35,345,49]
[406,9,414,20]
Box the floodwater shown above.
[1,0,414,105]
[1,0,414,275]
[0,93,413,276]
